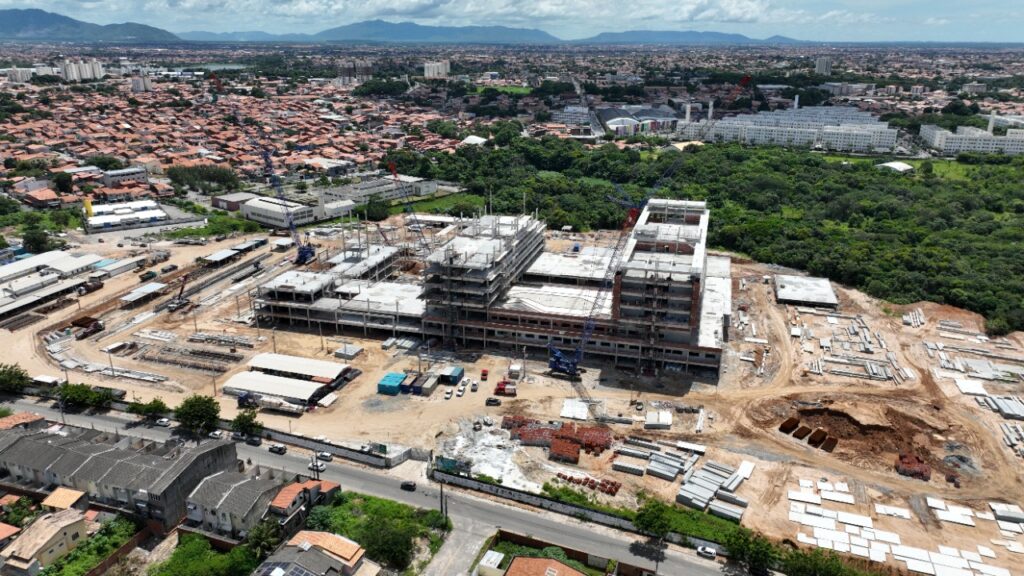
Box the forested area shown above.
[386,136,1024,334]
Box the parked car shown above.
[268,443,287,454]
[635,401,645,412]
[697,546,717,560]
[160,264,178,274]
[485,397,502,407]
[456,388,465,397]
[481,369,489,381]
[471,382,479,392]
[308,461,326,472]
[400,481,417,491]
[246,436,263,446]
[444,389,453,400]
[155,418,171,427]
[316,451,333,462]
[208,430,224,439]
[231,431,246,441]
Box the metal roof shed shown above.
[202,249,240,265]
[120,282,167,305]
[222,371,326,405]
[249,353,349,384]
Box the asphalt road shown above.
[6,397,723,576]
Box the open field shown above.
[474,85,532,95]
[819,153,973,179]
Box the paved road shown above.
[6,398,723,576]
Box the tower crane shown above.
[546,156,687,380]
[233,109,316,266]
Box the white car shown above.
[155,418,171,427]
[444,390,453,400]
[696,546,717,560]
[316,451,333,462]
[208,430,224,439]
[308,461,326,472]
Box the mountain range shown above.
[0,9,177,43]
[0,8,802,45]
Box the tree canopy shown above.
[174,395,220,435]
[386,140,1024,334]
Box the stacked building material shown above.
[550,438,581,464]
[895,453,931,481]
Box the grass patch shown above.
[819,154,972,180]
[387,192,484,216]
[0,407,12,418]
[162,212,263,239]
[475,85,532,95]
[306,491,452,573]
[40,517,136,576]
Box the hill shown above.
[312,20,559,43]
[0,8,177,42]
[575,29,798,44]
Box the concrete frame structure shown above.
[252,200,730,377]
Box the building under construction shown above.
[252,199,730,377]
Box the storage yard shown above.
[1,202,1022,576]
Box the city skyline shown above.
[0,0,1019,43]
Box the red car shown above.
[481,369,488,381]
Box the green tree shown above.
[306,506,332,531]
[230,408,263,437]
[52,172,73,194]
[22,227,50,253]
[244,520,280,560]
[364,195,390,221]
[360,516,417,569]
[128,397,170,421]
[84,155,124,171]
[0,363,30,393]
[174,395,221,435]
[58,383,95,408]
[634,499,672,539]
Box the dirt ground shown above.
[5,227,1024,571]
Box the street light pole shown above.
[107,351,115,376]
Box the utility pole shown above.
[272,328,277,353]
[192,308,199,334]
[107,351,115,376]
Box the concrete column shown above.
[708,100,714,121]
[685,104,691,123]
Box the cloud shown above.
[923,16,950,25]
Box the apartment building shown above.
[424,60,451,79]
[678,106,897,152]
[920,125,1024,155]
[815,56,833,76]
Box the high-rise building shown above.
[130,75,153,92]
[423,60,451,79]
[6,68,34,83]
[814,56,833,76]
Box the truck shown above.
[76,280,104,296]
[75,320,104,340]
[493,380,517,397]
[138,271,157,283]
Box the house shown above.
[250,530,380,576]
[0,414,45,433]
[505,557,586,576]
[40,487,87,512]
[0,523,18,549]
[185,468,284,539]
[268,479,339,533]
[0,509,87,576]
[0,428,237,532]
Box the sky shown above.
[3,0,1021,42]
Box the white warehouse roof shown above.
[222,371,325,404]
[249,352,348,381]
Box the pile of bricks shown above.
[503,416,613,462]
[555,472,621,496]
[895,452,931,481]
[550,438,581,463]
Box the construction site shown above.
[2,194,1023,576]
